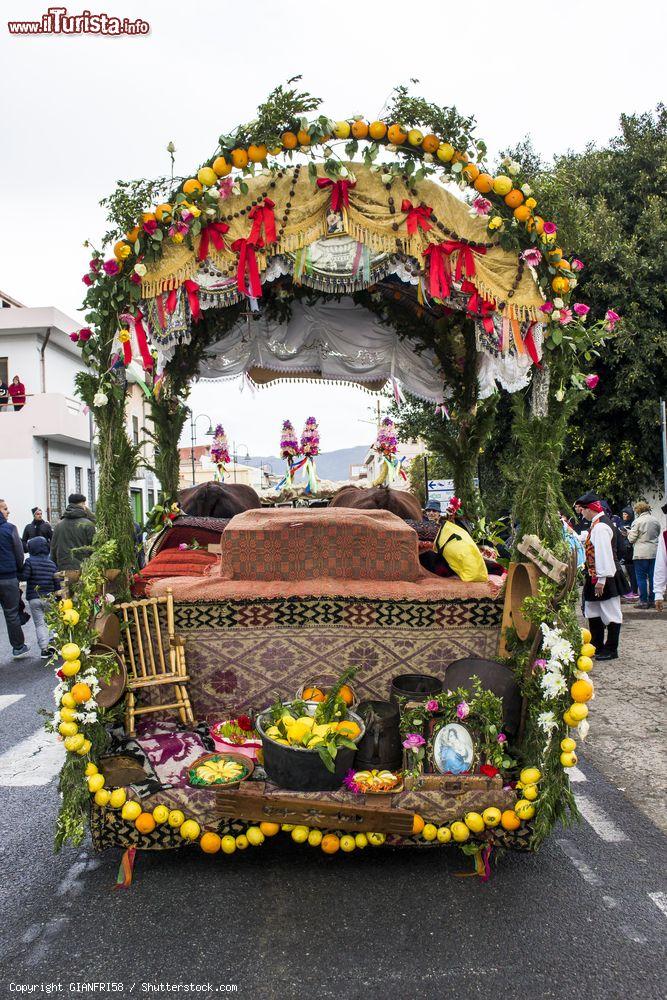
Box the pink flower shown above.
[218,177,234,200]
[143,219,158,235]
[343,769,362,794]
[89,258,100,272]
[402,733,426,751]
[532,658,547,672]
[426,699,439,712]
[456,701,469,720]
[497,733,507,744]
[102,259,119,275]
[78,327,92,342]
[169,221,189,237]
[471,196,492,216]
[130,273,142,285]
[542,221,557,235]
[181,210,194,224]
[585,374,599,390]
[605,309,620,331]
[571,258,584,272]
[539,301,554,314]
[521,247,542,267]
[559,308,573,325]
[69,332,80,342]
[573,303,590,317]
[82,274,93,286]
[178,543,188,550]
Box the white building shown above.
[0,296,160,527]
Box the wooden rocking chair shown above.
[116,588,195,736]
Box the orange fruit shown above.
[248,144,267,163]
[474,173,494,194]
[504,189,524,209]
[500,809,521,831]
[412,813,425,835]
[557,259,572,270]
[533,215,545,234]
[135,812,156,834]
[230,148,249,169]
[71,682,92,704]
[321,834,340,854]
[141,212,156,224]
[571,679,594,703]
[339,684,354,707]
[212,155,232,176]
[182,179,202,196]
[281,131,298,149]
[513,204,531,222]
[302,686,325,702]
[552,276,570,294]
[297,130,311,145]
[387,124,407,145]
[260,822,280,837]
[369,121,387,140]
[421,133,440,154]
[154,203,172,222]
[462,163,480,183]
[452,150,469,164]
[351,120,369,140]
[126,226,140,243]
[336,720,361,740]
[200,831,222,853]
[113,240,130,259]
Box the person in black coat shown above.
[21,507,53,552]
[20,536,59,657]
[0,498,28,656]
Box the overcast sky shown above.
[1,0,664,453]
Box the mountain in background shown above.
[242,445,368,481]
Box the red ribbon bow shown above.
[401,200,433,235]
[423,243,452,300]
[231,238,263,298]
[462,280,496,336]
[248,199,276,246]
[523,322,542,368]
[133,310,154,370]
[316,177,356,213]
[165,288,178,315]
[441,240,487,282]
[183,279,201,322]
[196,221,230,262]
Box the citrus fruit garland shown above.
[561,628,597,757]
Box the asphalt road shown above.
[0,635,665,1000]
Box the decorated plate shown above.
[188,752,254,788]
[351,769,403,795]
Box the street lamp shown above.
[232,441,250,484]
[189,412,214,485]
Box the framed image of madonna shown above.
[428,720,477,776]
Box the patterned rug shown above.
[166,596,502,720]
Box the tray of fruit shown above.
[348,769,404,795]
[210,716,263,761]
[188,752,254,788]
[296,681,357,710]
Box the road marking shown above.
[648,891,667,918]
[0,726,63,786]
[575,794,629,843]
[568,766,587,783]
[0,694,25,713]
[556,839,603,886]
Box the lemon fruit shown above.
[221,835,236,854]
[515,799,535,820]
[59,598,73,612]
[464,812,485,834]
[94,789,110,807]
[577,656,594,673]
[367,832,386,846]
[523,783,539,802]
[354,833,368,849]
[333,121,351,139]
[197,167,217,187]
[76,738,92,756]
[109,788,127,809]
[61,660,81,677]
[492,175,513,196]
[84,762,98,776]
[581,627,592,644]
[307,829,323,847]
[580,642,596,659]
[436,826,452,843]
[121,800,142,822]
[61,642,81,661]
[64,734,84,752]
[422,823,438,842]
[407,128,424,146]
[340,835,356,852]
[451,821,470,843]
[291,826,309,844]
[561,737,577,753]
[235,834,248,850]
[246,826,264,847]
[59,706,77,723]
[87,774,104,794]
[437,142,455,162]
[482,807,502,828]
[167,809,185,828]
[152,804,169,824]
[520,767,542,785]
[560,751,578,768]
[568,703,589,722]
[61,692,76,709]
[180,819,201,841]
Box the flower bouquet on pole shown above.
[276,419,301,490]
[300,416,320,494]
[372,416,407,486]
[209,424,230,481]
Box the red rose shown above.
[78,327,93,342]
[479,764,499,778]
[237,715,253,732]
[82,274,93,286]
[130,272,142,285]
[89,258,100,272]
[55,668,64,680]
[69,333,80,343]
[143,219,158,235]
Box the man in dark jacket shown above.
[50,493,96,572]
[0,498,29,656]
[21,506,53,552]
[21,536,59,657]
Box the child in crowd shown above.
[20,536,59,657]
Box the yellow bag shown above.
[434,521,488,583]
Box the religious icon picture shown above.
[325,207,348,237]
[430,721,475,775]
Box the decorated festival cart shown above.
[48,84,617,881]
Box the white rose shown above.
[553,297,564,308]
[521,183,532,196]
[206,187,220,199]
[133,262,147,276]
[386,144,397,152]
[93,392,108,407]
[381,173,392,185]
[509,161,521,175]
[205,207,216,217]
[552,310,561,321]
[423,153,434,163]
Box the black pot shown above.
[355,700,403,771]
[390,673,443,706]
[257,707,365,792]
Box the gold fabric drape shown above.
[141,163,544,320]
